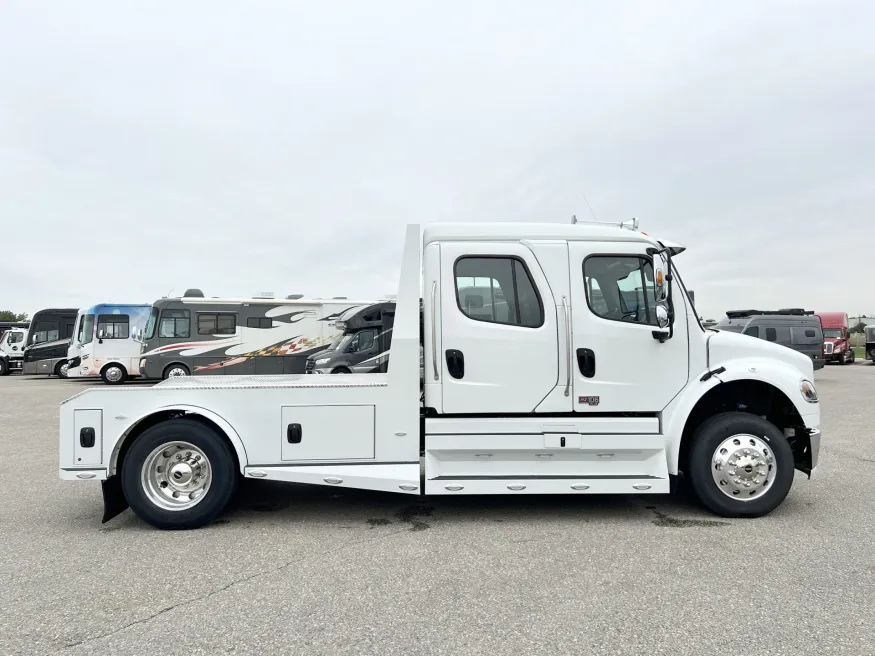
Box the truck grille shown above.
[305,359,315,373]
[824,343,834,355]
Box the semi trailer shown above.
[59,221,821,530]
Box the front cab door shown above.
[568,242,689,413]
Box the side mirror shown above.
[655,304,670,329]
[654,266,668,302]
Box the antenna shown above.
[165,288,174,299]
[582,193,597,220]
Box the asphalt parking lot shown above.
[1,366,874,656]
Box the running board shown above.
[244,464,421,495]
[425,477,669,495]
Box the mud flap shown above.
[101,477,128,523]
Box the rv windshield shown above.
[81,315,95,345]
[144,308,159,340]
[823,329,842,338]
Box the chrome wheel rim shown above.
[167,367,187,377]
[141,442,212,511]
[59,363,69,377]
[105,366,123,382]
[711,434,775,501]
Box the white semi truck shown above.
[59,221,821,529]
[0,327,27,375]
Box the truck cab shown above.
[58,221,821,530]
[306,302,395,374]
[866,325,875,363]
[816,312,854,365]
[0,327,27,375]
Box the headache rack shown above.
[725,308,814,318]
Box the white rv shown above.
[67,304,153,384]
[59,221,820,530]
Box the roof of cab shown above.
[422,222,661,246]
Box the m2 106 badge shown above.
[578,396,600,406]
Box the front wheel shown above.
[101,364,127,385]
[121,419,238,529]
[56,361,69,379]
[839,353,847,365]
[0,359,8,376]
[687,412,794,518]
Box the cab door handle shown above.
[445,349,464,379]
[576,348,595,378]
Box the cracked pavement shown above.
[1,365,874,655]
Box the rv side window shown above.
[198,313,237,335]
[743,326,759,338]
[246,317,272,329]
[791,327,821,345]
[454,256,544,328]
[81,315,95,345]
[98,314,130,339]
[159,309,190,338]
[765,327,777,342]
[583,256,658,326]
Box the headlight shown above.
[315,358,330,365]
[140,358,147,369]
[800,379,818,403]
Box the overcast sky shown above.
[1,0,873,320]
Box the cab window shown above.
[159,309,191,338]
[583,256,658,325]
[454,256,543,328]
[8,331,23,344]
[347,329,376,353]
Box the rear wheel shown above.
[101,363,128,385]
[121,419,238,529]
[56,361,69,379]
[849,349,856,364]
[163,364,189,379]
[687,412,794,518]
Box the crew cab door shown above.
[439,242,560,414]
[568,242,689,413]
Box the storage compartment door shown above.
[73,409,103,466]
[281,405,375,461]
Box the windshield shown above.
[718,324,744,333]
[81,315,95,345]
[144,307,159,340]
[823,328,842,338]
[323,333,346,351]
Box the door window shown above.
[98,314,130,339]
[8,331,23,344]
[159,309,191,338]
[347,329,376,353]
[743,326,759,338]
[454,257,543,328]
[198,313,237,335]
[583,256,658,325]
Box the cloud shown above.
[1,0,873,320]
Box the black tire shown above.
[332,367,352,374]
[101,363,128,385]
[849,350,856,364]
[163,363,190,380]
[839,353,846,365]
[55,360,69,379]
[0,359,8,376]
[687,412,794,518]
[121,418,238,529]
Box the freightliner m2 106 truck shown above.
[59,221,821,529]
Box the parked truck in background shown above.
[816,312,854,365]
[0,327,27,375]
[58,221,820,530]
[866,325,875,363]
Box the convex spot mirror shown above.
[655,305,670,329]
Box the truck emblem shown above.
[578,396,600,406]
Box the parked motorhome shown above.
[0,327,27,375]
[22,308,78,377]
[816,312,853,364]
[306,302,396,374]
[716,309,825,370]
[67,304,152,384]
[59,221,820,530]
[137,291,371,379]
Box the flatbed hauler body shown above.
[60,223,821,529]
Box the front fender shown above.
[108,403,249,476]
[661,358,819,475]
